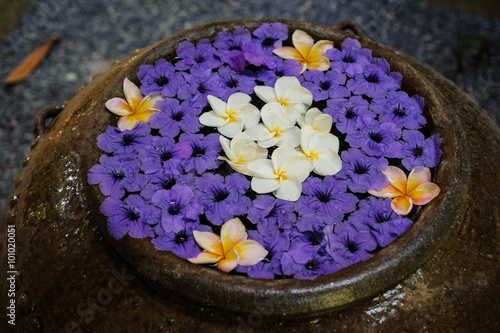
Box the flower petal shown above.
[246,159,277,179]
[245,123,274,142]
[135,108,159,123]
[310,132,339,153]
[313,149,342,176]
[391,196,413,216]
[251,176,281,194]
[234,240,269,266]
[220,218,248,255]
[303,107,322,126]
[309,40,334,59]
[292,30,314,58]
[274,174,302,201]
[105,98,132,116]
[207,95,228,117]
[271,144,299,171]
[231,132,256,153]
[117,115,138,131]
[278,126,301,148]
[254,86,277,104]
[237,104,261,129]
[408,182,441,206]
[187,251,222,265]
[219,135,237,161]
[192,230,223,255]
[217,249,239,272]
[368,184,403,198]
[274,76,301,99]
[273,46,303,61]
[199,111,229,127]
[383,166,408,194]
[281,155,312,182]
[407,167,432,194]
[261,102,286,128]
[312,114,333,132]
[218,119,243,138]
[227,92,251,109]
[307,56,331,71]
[137,94,162,111]
[282,86,313,109]
[123,77,143,109]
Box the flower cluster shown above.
[88,23,443,280]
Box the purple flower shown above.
[346,58,402,99]
[100,195,159,239]
[236,230,291,279]
[326,38,372,76]
[302,70,349,101]
[247,195,297,234]
[296,177,358,223]
[137,58,185,97]
[97,123,152,155]
[325,96,374,134]
[370,91,426,130]
[88,154,145,198]
[251,22,289,53]
[217,66,257,100]
[260,58,302,86]
[137,136,192,174]
[141,172,195,200]
[400,130,442,170]
[346,117,402,157]
[150,98,201,137]
[281,241,337,280]
[214,27,253,52]
[151,185,203,233]
[326,222,377,267]
[177,70,221,108]
[152,223,212,259]
[336,148,389,193]
[175,38,222,73]
[349,197,413,247]
[195,173,251,226]
[178,133,221,174]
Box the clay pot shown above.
[1,18,499,332]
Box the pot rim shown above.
[82,18,470,317]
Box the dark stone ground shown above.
[1,0,499,215]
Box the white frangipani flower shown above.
[298,107,333,133]
[254,76,313,114]
[300,124,342,176]
[199,93,260,138]
[246,145,312,201]
[244,102,300,148]
[218,133,268,176]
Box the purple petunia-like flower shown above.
[141,172,195,200]
[302,70,349,101]
[97,123,152,155]
[370,91,426,130]
[88,154,145,198]
[346,117,403,158]
[336,148,389,193]
[247,195,297,235]
[137,58,185,97]
[177,70,222,108]
[178,133,221,174]
[347,58,402,99]
[251,22,289,53]
[137,136,192,174]
[325,96,375,134]
[195,173,251,226]
[175,38,222,74]
[151,185,203,233]
[150,98,201,137]
[281,240,338,280]
[217,66,257,100]
[260,58,303,86]
[236,229,291,279]
[326,38,372,77]
[400,130,442,170]
[152,223,212,259]
[100,194,159,239]
[326,222,377,267]
[349,197,413,247]
[295,177,358,223]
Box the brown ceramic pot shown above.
[1,18,499,332]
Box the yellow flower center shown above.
[224,109,238,123]
[270,126,283,137]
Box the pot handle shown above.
[32,102,66,145]
[334,20,370,40]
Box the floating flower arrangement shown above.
[88,23,442,280]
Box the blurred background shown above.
[1,0,499,215]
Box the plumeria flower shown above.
[368,166,440,215]
[298,107,333,132]
[254,76,313,114]
[246,144,312,201]
[105,77,162,131]
[218,132,268,176]
[199,93,260,138]
[273,29,333,74]
[300,124,342,176]
[188,218,268,273]
[245,102,301,148]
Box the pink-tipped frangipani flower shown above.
[368,166,441,215]
[188,218,268,273]
[105,77,162,131]
[273,29,333,74]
